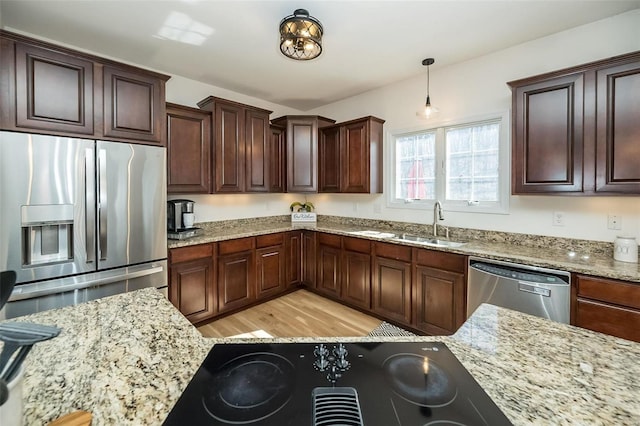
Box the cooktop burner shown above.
[163,342,512,426]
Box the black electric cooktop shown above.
[163,342,512,426]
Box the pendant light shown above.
[416,58,439,119]
[279,9,323,61]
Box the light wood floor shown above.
[197,290,382,338]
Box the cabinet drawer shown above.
[575,298,640,342]
[218,237,255,255]
[256,233,283,248]
[318,233,341,248]
[374,242,411,262]
[169,243,213,264]
[343,237,370,254]
[415,249,465,273]
[576,275,640,310]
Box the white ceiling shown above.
[1,1,638,110]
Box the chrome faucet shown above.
[433,201,444,237]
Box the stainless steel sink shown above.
[392,234,465,248]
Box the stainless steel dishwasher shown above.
[467,257,571,323]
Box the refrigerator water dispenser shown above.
[21,204,74,266]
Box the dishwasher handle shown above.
[518,282,551,297]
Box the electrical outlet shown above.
[353,202,358,212]
[373,203,382,214]
[607,214,622,230]
[552,211,565,227]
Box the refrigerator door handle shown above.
[98,148,108,260]
[85,148,96,263]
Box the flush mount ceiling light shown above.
[416,58,440,119]
[279,8,323,61]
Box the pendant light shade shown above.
[416,57,439,119]
[279,9,323,61]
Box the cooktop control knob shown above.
[333,344,348,358]
[314,356,329,370]
[336,357,350,370]
[314,344,329,357]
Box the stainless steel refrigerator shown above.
[0,131,167,319]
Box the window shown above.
[390,113,509,213]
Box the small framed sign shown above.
[291,212,317,223]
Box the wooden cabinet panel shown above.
[217,250,254,313]
[595,60,640,193]
[166,103,211,193]
[577,275,640,310]
[102,65,165,144]
[318,125,341,192]
[510,51,640,195]
[198,96,273,193]
[511,73,584,193]
[374,242,412,262]
[415,249,466,273]
[575,299,640,342]
[256,245,285,299]
[342,119,370,193]
[414,265,464,335]
[372,256,412,325]
[13,42,94,134]
[286,231,302,286]
[271,115,336,193]
[316,243,341,298]
[574,274,640,342]
[270,125,285,192]
[245,109,270,192]
[169,243,215,324]
[302,231,317,287]
[214,101,245,192]
[170,257,216,323]
[342,250,371,310]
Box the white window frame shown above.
[387,111,510,214]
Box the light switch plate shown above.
[552,211,565,227]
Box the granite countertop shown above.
[168,218,640,283]
[3,288,638,425]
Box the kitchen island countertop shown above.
[3,288,639,425]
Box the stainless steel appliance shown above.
[467,257,570,323]
[163,342,512,425]
[167,199,202,240]
[0,132,168,319]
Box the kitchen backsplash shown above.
[195,214,617,257]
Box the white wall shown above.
[21,12,638,242]
[299,9,640,243]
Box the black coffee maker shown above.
[167,199,201,239]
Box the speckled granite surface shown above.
[1,290,638,425]
[168,216,640,283]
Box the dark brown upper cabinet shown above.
[198,96,272,193]
[270,124,286,193]
[319,116,384,194]
[271,115,336,193]
[166,103,212,193]
[9,41,95,135]
[509,51,640,195]
[0,30,170,144]
[595,60,640,193]
[102,65,166,145]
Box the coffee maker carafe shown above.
[167,199,195,231]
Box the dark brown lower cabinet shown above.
[168,244,216,324]
[574,274,640,342]
[372,243,412,325]
[341,237,371,310]
[413,249,466,335]
[302,231,316,287]
[414,266,464,335]
[316,234,342,298]
[255,233,285,299]
[217,238,255,314]
[285,231,301,286]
